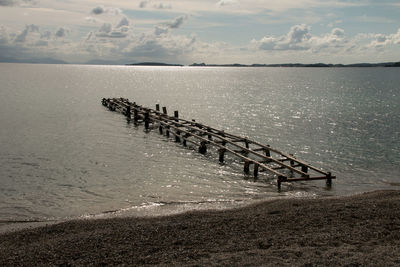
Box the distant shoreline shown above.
[126,61,400,68]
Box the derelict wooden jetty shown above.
[102,97,335,189]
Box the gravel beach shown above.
[1,190,400,266]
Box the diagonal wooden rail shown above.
[102,97,335,189]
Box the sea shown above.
[0,63,399,226]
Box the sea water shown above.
[0,63,399,223]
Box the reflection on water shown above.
[0,63,399,223]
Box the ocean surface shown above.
[0,63,399,224]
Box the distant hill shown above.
[190,62,400,67]
[127,62,184,67]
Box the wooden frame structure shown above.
[102,97,335,189]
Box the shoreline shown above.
[1,190,400,266]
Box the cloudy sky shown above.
[0,0,399,64]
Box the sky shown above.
[0,0,399,65]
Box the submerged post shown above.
[126,105,131,119]
[219,148,225,163]
[254,163,259,178]
[133,108,138,123]
[174,111,180,142]
[244,160,250,174]
[326,172,332,187]
[144,111,150,130]
[199,141,207,154]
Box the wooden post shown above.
[326,172,332,187]
[159,125,163,134]
[156,104,160,112]
[175,132,180,142]
[126,105,131,119]
[144,111,150,130]
[133,108,138,123]
[219,148,225,163]
[254,163,259,178]
[301,165,308,176]
[265,145,271,157]
[162,107,167,115]
[277,176,284,191]
[245,139,249,149]
[166,126,170,137]
[199,141,207,154]
[244,160,250,174]
[174,111,180,142]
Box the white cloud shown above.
[90,17,131,39]
[368,28,400,50]
[255,24,312,51]
[217,0,238,7]
[0,25,10,44]
[14,24,39,42]
[253,25,349,53]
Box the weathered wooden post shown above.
[219,148,225,163]
[254,163,259,178]
[265,145,271,157]
[174,111,180,142]
[199,141,207,154]
[126,105,131,119]
[326,172,332,187]
[244,160,250,174]
[162,107,167,115]
[133,108,138,123]
[301,165,308,176]
[277,176,285,190]
[144,111,150,130]
[156,104,160,112]
[207,127,212,140]
[166,125,170,137]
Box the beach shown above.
[1,190,399,266]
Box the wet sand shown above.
[1,190,400,266]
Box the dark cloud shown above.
[217,0,237,7]
[116,17,129,28]
[91,6,121,15]
[55,27,67,38]
[165,15,188,29]
[139,1,147,8]
[0,0,14,6]
[153,3,171,9]
[0,0,33,6]
[91,6,104,15]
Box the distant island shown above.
[190,62,400,67]
[126,61,400,67]
[126,62,184,67]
